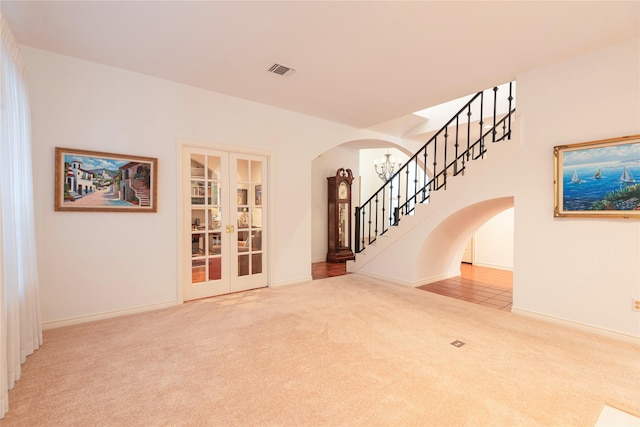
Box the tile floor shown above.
[417,263,513,311]
[312,261,513,311]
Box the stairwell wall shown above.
[512,37,640,338]
[350,134,520,285]
[352,37,639,339]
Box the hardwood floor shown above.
[312,261,348,280]
[312,261,513,311]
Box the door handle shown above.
[226,225,235,233]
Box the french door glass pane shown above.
[208,258,221,281]
[191,209,205,231]
[251,161,261,183]
[237,159,249,182]
[192,259,205,283]
[192,233,205,257]
[191,154,205,178]
[208,233,221,255]
[238,254,249,277]
[251,253,262,274]
[208,207,221,230]
[237,207,249,229]
[251,207,262,227]
[191,181,205,205]
[207,156,219,179]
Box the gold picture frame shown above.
[554,135,640,218]
[55,147,158,212]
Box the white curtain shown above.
[0,15,42,419]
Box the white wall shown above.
[513,37,640,337]
[23,47,387,324]
[23,36,640,339]
[474,207,514,270]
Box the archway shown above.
[310,138,410,265]
[414,196,514,283]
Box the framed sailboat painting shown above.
[554,135,640,218]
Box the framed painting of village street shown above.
[554,135,640,218]
[54,147,158,212]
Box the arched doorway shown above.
[415,198,514,310]
[309,139,412,264]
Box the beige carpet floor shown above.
[4,275,640,426]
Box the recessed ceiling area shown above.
[2,1,638,131]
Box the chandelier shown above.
[374,153,399,182]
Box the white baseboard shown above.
[43,301,177,330]
[411,271,461,287]
[271,276,313,287]
[512,307,640,345]
[352,270,411,286]
[353,270,461,288]
[354,270,460,288]
[473,262,513,271]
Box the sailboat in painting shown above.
[594,168,602,179]
[571,170,583,184]
[620,166,635,184]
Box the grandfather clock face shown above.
[338,182,348,200]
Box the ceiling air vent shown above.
[268,63,295,76]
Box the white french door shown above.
[182,146,268,301]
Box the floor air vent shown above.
[268,63,295,76]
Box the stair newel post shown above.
[374,194,379,241]
[404,165,410,215]
[479,90,485,158]
[466,105,472,160]
[388,178,394,227]
[433,135,438,189]
[443,127,448,190]
[507,82,513,140]
[422,147,428,202]
[492,86,498,142]
[366,201,372,245]
[413,158,418,211]
[454,115,460,175]
[354,206,361,253]
[381,185,387,235]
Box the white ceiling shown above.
[2,1,638,131]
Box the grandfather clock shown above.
[327,168,355,262]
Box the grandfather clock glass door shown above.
[183,147,268,301]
